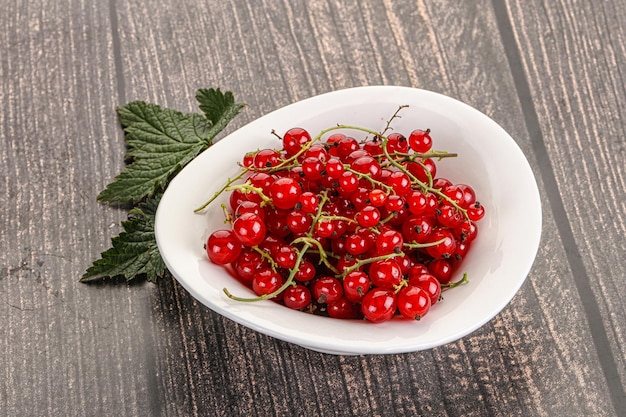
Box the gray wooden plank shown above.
[0,0,159,415]
[501,0,626,413]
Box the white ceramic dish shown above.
[155,86,542,355]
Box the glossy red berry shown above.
[376,229,404,255]
[343,271,371,303]
[283,127,311,156]
[357,205,381,228]
[397,285,431,320]
[313,276,343,304]
[368,259,403,289]
[269,177,302,210]
[253,149,281,169]
[232,212,267,247]
[425,228,457,259]
[361,288,397,323]
[467,201,486,221]
[283,284,312,310]
[252,268,284,297]
[327,298,361,319]
[408,273,442,305]
[408,129,432,153]
[206,230,242,265]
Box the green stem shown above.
[442,272,469,289]
[340,251,404,278]
[224,243,311,302]
[225,183,273,207]
[194,168,249,212]
[403,237,447,250]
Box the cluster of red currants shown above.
[203,120,485,323]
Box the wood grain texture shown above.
[1,0,624,416]
[504,0,626,408]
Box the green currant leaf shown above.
[196,88,246,136]
[81,195,165,283]
[97,89,244,204]
[84,88,243,284]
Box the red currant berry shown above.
[338,171,359,196]
[283,127,311,156]
[252,268,284,297]
[264,208,291,237]
[253,149,281,169]
[408,273,442,305]
[428,258,454,284]
[401,215,433,244]
[432,177,452,190]
[361,288,397,323]
[336,136,360,159]
[269,177,302,210]
[314,219,335,238]
[343,271,371,302]
[302,143,329,162]
[345,232,371,256]
[243,152,255,167]
[368,259,403,289]
[206,230,242,265]
[327,297,361,319]
[357,205,381,228]
[454,220,478,242]
[425,228,457,259]
[275,245,298,269]
[385,133,409,154]
[467,201,486,221]
[235,200,265,220]
[232,212,267,247]
[325,158,345,179]
[248,172,275,194]
[368,189,388,207]
[386,171,411,196]
[294,260,316,282]
[363,138,383,156]
[312,276,343,304]
[397,286,431,320]
[350,156,382,180]
[286,209,313,234]
[234,249,264,283]
[376,229,404,255]
[384,195,405,212]
[435,204,463,228]
[408,129,432,153]
[283,284,312,310]
[302,157,325,181]
[325,133,345,156]
[407,263,430,280]
[406,190,428,215]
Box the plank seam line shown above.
[491,2,626,416]
[109,0,126,104]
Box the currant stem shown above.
[194,168,250,213]
[442,272,469,289]
[225,182,273,207]
[403,237,447,250]
[223,242,311,302]
[344,166,394,193]
[251,245,278,270]
[340,251,404,278]
[292,236,340,275]
[380,104,409,136]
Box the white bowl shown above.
[155,86,542,355]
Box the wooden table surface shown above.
[2,1,625,416]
